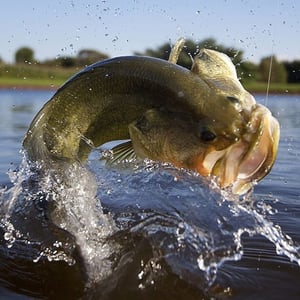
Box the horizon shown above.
[1,1,299,64]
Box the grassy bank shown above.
[1,63,300,93]
[243,82,300,94]
[0,77,65,89]
[0,63,78,90]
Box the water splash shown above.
[0,154,118,285]
[46,162,119,284]
[92,148,300,288]
[1,148,300,294]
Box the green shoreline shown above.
[1,78,300,94]
[1,84,300,95]
[0,78,64,91]
[1,63,300,94]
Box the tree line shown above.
[1,38,300,84]
[10,47,109,69]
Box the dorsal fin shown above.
[168,38,185,64]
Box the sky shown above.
[0,0,299,64]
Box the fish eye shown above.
[227,96,240,103]
[200,128,216,142]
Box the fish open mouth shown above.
[202,104,280,195]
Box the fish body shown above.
[23,40,279,194]
[24,56,212,161]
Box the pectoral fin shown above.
[109,141,137,164]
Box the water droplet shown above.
[177,91,184,98]
[112,36,119,42]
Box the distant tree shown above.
[284,60,300,83]
[58,56,77,68]
[134,39,198,68]
[134,42,171,61]
[259,56,287,83]
[237,61,260,83]
[15,47,35,64]
[42,49,109,68]
[77,49,109,66]
[134,37,244,70]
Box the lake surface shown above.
[0,89,300,299]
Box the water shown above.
[0,89,300,299]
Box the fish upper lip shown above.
[231,105,279,194]
[202,104,280,194]
[238,106,279,178]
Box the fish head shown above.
[129,103,279,195]
[129,48,280,195]
[191,48,280,194]
[197,103,280,194]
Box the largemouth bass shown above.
[23,39,279,194]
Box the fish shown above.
[23,39,280,194]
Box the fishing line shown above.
[265,0,279,106]
[265,53,273,106]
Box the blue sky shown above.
[1,0,299,63]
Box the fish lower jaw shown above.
[231,180,254,196]
[200,141,266,195]
[213,140,268,195]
